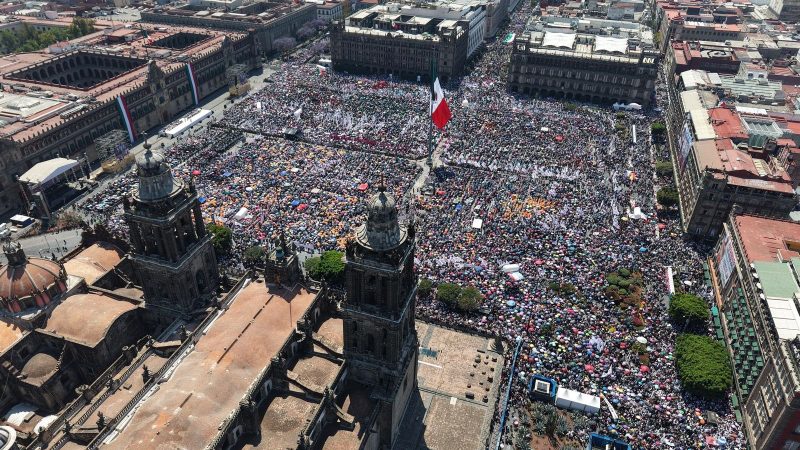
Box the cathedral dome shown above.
[21,353,57,381]
[356,184,406,251]
[0,241,66,313]
[134,148,182,202]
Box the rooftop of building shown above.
[734,214,800,263]
[103,282,316,449]
[753,260,800,340]
[393,322,504,449]
[0,21,247,143]
[62,242,123,285]
[44,292,138,347]
[671,40,739,69]
[0,320,25,355]
[342,3,474,38]
[513,29,655,64]
[709,107,749,140]
[692,138,794,193]
[145,1,313,24]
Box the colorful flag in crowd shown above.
[430,77,451,130]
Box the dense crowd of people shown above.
[68,2,745,448]
[220,65,431,159]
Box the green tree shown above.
[304,256,321,279]
[0,18,94,55]
[657,187,679,207]
[243,245,265,266]
[669,293,710,329]
[651,121,667,135]
[655,160,673,177]
[317,250,345,282]
[206,223,233,254]
[457,286,482,312]
[418,278,434,297]
[675,334,732,399]
[436,283,461,307]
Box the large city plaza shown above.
[66,2,741,448]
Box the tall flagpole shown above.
[427,57,435,168]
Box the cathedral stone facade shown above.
[123,143,218,314]
[342,183,419,448]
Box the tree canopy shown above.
[418,278,434,297]
[675,334,732,399]
[669,293,710,329]
[206,223,233,254]
[305,250,345,282]
[655,160,673,178]
[0,18,94,55]
[436,283,482,312]
[436,282,461,307]
[458,286,482,312]
[243,245,265,266]
[657,188,679,207]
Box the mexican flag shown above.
[430,77,451,130]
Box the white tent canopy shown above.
[555,388,601,414]
[233,207,250,220]
[19,158,79,187]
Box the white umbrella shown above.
[636,336,648,344]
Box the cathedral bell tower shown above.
[123,143,218,313]
[342,181,418,448]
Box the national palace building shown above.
[0,19,259,215]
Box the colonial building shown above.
[0,22,258,216]
[0,239,147,447]
[123,144,218,315]
[710,213,800,449]
[664,70,798,238]
[141,1,317,55]
[676,137,796,238]
[507,29,659,106]
[770,0,800,22]
[330,3,477,81]
[342,182,419,447]
[81,184,502,450]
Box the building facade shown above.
[330,4,472,81]
[342,183,419,448]
[123,145,218,315]
[770,0,800,23]
[507,31,658,106]
[141,2,317,55]
[710,213,800,449]
[675,137,796,237]
[0,24,258,216]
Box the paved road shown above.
[0,229,83,264]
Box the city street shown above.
[0,229,82,264]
